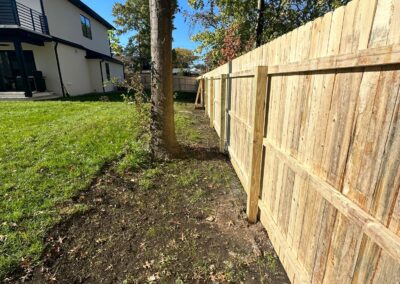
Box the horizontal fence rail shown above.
[198,0,400,283]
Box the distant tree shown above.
[187,0,350,68]
[113,0,151,70]
[149,0,180,159]
[172,48,198,68]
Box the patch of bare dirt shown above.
[9,104,289,283]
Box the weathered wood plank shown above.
[263,139,400,262]
[266,44,400,75]
[209,77,214,127]
[247,66,269,222]
[259,199,311,284]
[219,74,228,152]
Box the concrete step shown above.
[0,92,62,101]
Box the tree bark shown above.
[149,0,180,159]
[255,0,265,47]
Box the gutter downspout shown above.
[39,0,45,15]
[54,42,68,97]
[100,59,105,93]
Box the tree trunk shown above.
[255,0,265,47]
[149,0,180,159]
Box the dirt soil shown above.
[7,104,289,283]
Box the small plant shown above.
[138,167,161,190]
[145,227,157,238]
[177,169,201,187]
[107,73,146,106]
[175,277,184,284]
[260,252,278,273]
[117,140,151,173]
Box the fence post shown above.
[247,66,269,223]
[219,74,228,152]
[204,78,208,115]
[194,78,204,109]
[209,77,214,128]
[201,78,205,107]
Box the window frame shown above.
[105,63,111,81]
[80,15,92,39]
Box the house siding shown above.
[56,43,93,95]
[16,0,42,12]
[43,0,111,56]
[88,59,103,93]
[105,61,124,92]
[57,44,124,96]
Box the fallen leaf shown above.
[148,273,160,282]
[206,216,215,222]
[57,236,65,244]
[0,235,7,243]
[180,233,186,241]
[143,260,154,269]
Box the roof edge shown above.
[52,36,123,65]
[68,0,115,30]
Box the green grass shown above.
[0,99,144,279]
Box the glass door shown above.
[0,51,37,91]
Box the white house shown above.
[0,0,124,98]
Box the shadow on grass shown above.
[56,91,197,103]
[181,145,228,161]
[57,92,126,102]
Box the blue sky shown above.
[82,0,201,50]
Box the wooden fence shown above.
[199,0,400,283]
[141,74,198,92]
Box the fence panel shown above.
[227,74,255,188]
[200,0,400,283]
[213,77,221,136]
[141,74,198,93]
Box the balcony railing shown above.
[0,0,49,35]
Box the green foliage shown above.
[138,168,162,190]
[262,252,278,272]
[117,140,150,174]
[0,100,144,279]
[109,72,148,108]
[108,30,124,57]
[113,0,151,70]
[113,0,178,71]
[174,108,200,143]
[177,169,201,187]
[172,48,198,69]
[188,0,350,68]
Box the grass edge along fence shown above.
[197,0,400,283]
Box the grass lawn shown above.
[0,94,148,279]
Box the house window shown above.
[105,63,111,80]
[80,15,92,39]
